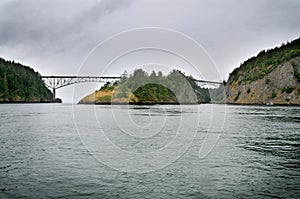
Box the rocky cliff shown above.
[227,38,300,105]
[227,57,300,105]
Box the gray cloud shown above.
[0,0,299,102]
[0,0,131,55]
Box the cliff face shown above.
[227,57,300,105]
[226,37,300,105]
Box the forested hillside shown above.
[227,37,300,105]
[0,57,53,102]
[229,38,300,83]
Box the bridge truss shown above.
[41,76,121,100]
[194,79,223,88]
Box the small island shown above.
[79,69,213,105]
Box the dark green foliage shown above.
[281,87,294,93]
[291,60,300,81]
[229,38,300,83]
[97,95,111,102]
[247,88,251,94]
[0,57,53,102]
[271,91,277,98]
[98,69,211,103]
[266,78,270,85]
[100,82,114,91]
[234,91,241,101]
[133,83,177,103]
[294,71,300,82]
[198,87,211,103]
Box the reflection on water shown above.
[0,104,299,198]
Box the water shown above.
[0,104,299,198]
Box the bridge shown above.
[41,76,121,100]
[41,75,222,100]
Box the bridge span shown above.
[42,76,120,100]
[41,75,222,100]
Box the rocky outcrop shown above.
[227,57,300,105]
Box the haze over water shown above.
[0,104,299,198]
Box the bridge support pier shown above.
[53,88,56,101]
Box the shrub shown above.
[294,71,300,82]
[97,95,111,101]
[266,78,270,85]
[247,88,251,94]
[234,90,241,101]
[271,91,277,98]
[281,87,294,93]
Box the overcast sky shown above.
[0,0,300,102]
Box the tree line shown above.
[229,37,300,83]
[0,57,53,102]
[97,69,213,104]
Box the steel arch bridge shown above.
[41,76,121,100]
[193,79,223,88]
[41,75,222,100]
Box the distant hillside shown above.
[79,69,211,104]
[227,37,300,105]
[0,57,53,102]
